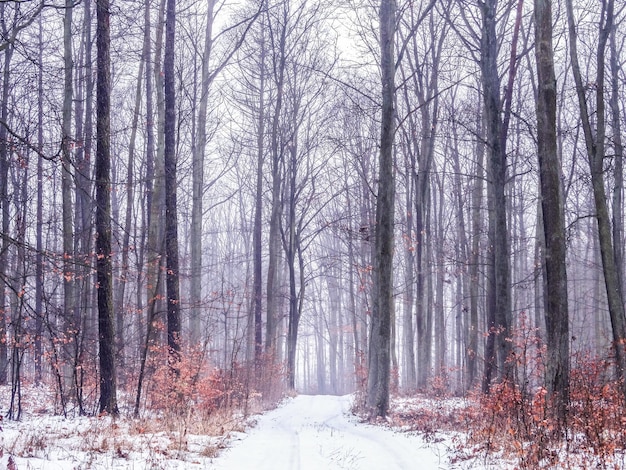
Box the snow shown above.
[213,394,478,470]
[0,392,506,469]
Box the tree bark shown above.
[146,0,167,350]
[266,3,287,357]
[35,10,44,384]
[252,20,266,372]
[0,4,13,386]
[366,0,396,418]
[96,0,118,416]
[61,0,76,393]
[534,0,569,422]
[610,15,624,297]
[164,0,181,359]
[480,0,513,391]
[468,108,484,391]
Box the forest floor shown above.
[0,384,621,469]
[0,384,499,469]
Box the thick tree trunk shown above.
[96,0,118,416]
[366,0,396,418]
[480,0,512,390]
[534,0,569,422]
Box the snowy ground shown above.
[212,394,478,470]
[0,392,507,469]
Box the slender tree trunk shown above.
[0,5,13,386]
[610,18,624,296]
[252,23,266,372]
[96,0,118,416]
[140,0,156,362]
[146,0,167,348]
[35,11,44,384]
[164,0,181,359]
[266,9,287,356]
[434,170,446,377]
[81,0,95,349]
[366,0,396,418]
[190,0,216,345]
[61,0,76,393]
[402,167,416,390]
[116,49,143,370]
[468,109,484,391]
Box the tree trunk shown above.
[252,23,266,372]
[61,0,76,394]
[146,0,167,349]
[35,11,44,383]
[565,0,626,394]
[402,165,416,390]
[468,108,484,391]
[190,0,217,345]
[164,0,181,359]
[0,5,13,386]
[116,47,143,369]
[266,7,287,357]
[610,16,624,297]
[96,0,119,416]
[480,0,512,390]
[366,0,396,418]
[534,0,569,422]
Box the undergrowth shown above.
[350,314,626,468]
[378,316,626,469]
[0,348,287,468]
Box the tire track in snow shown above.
[210,395,452,470]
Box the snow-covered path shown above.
[211,395,450,470]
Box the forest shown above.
[1,0,626,466]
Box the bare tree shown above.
[565,0,626,396]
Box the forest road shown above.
[210,394,449,470]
